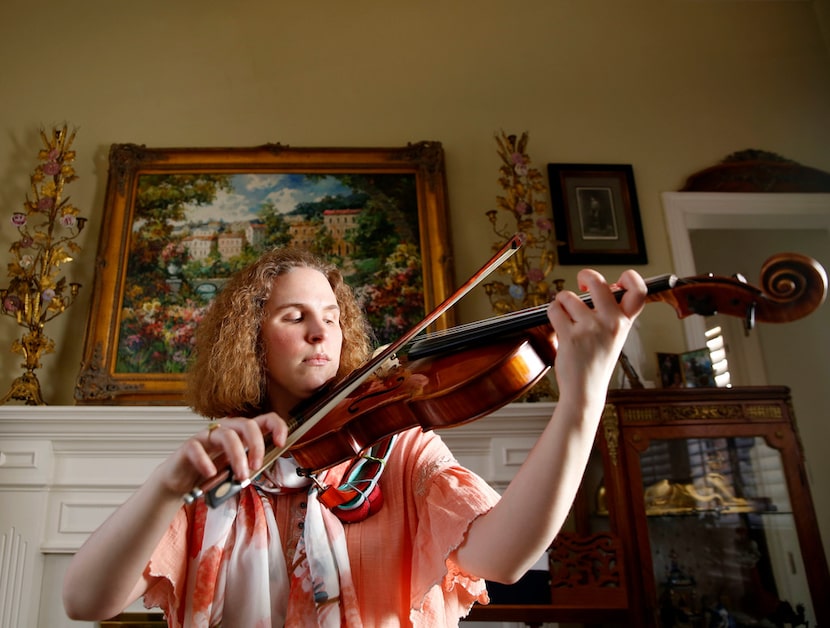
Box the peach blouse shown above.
[144,427,501,627]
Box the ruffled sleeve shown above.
[403,429,502,625]
[143,505,192,627]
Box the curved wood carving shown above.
[681,149,830,192]
[549,531,624,591]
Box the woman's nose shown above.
[307,317,327,342]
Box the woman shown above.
[63,246,646,626]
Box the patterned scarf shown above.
[188,437,397,626]
[280,436,397,624]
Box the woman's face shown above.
[260,266,343,415]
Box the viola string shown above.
[407,274,676,359]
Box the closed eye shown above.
[273,304,339,325]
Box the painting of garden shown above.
[115,171,424,373]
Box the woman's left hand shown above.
[547,268,647,409]
[455,268,647,583]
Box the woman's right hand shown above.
[64,411,290,621]
[158,412,291,497]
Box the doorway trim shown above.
[661,191,830,351]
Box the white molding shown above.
[0,526,28,628]
[0,440,52,487]
[661,192,830,350]
[0,402,554,624]
[0,403,555,532]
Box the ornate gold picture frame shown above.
[75,142,454,405]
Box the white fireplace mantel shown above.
[0,402,553,628]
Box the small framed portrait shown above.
[547,163,648,265]
[657,352,684,388]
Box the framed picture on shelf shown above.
[657,348,717,388]
[679,348,716,388]
[657,352,684,388]
[547,163,648,265]
[75,141,454,404]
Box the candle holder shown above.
[1,124,85,405]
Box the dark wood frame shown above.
[547,163,647,265]
[657,352,684,389]
[75,142,454,405]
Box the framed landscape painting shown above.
[75,142,454,404]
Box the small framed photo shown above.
[657,349,717,388]
[679,348,716,388]
[657,352,684,388]
[547,163,647,265]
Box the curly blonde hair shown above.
[186,247,373,418]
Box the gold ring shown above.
[207,422,220,441]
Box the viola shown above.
[186,244,827,508]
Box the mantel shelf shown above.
[0,402,559,626]
[0,402,555,435]
[0,401,555,541]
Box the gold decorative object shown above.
[597,472,772,517]
[485,131,564,314]
[484,131,563,401]
[640,473,771,515]
[1,125,85,405]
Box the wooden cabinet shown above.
[467,386,829,627]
